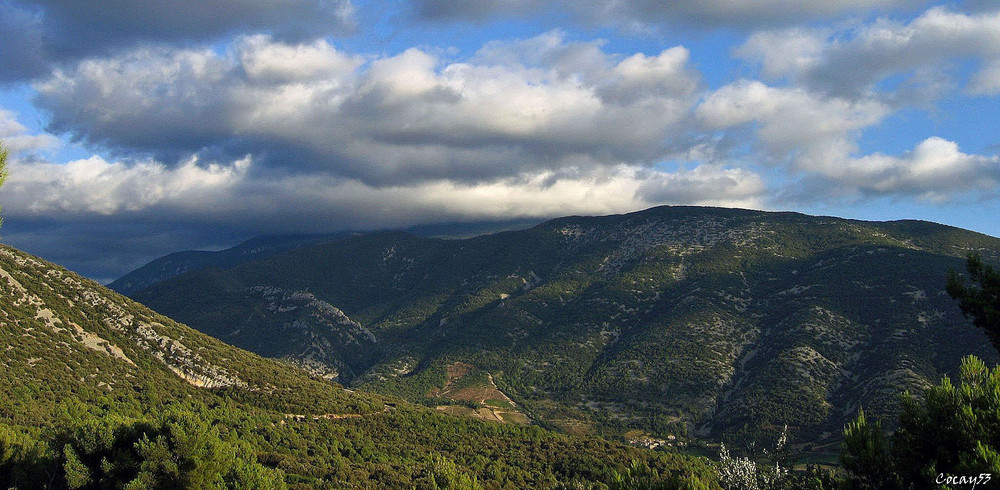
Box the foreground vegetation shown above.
[838,254,1000,489]
[1,396,723,489]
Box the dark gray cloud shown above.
[34,45,241,159]
[962,0,1000,13]
[0,0,355,82]
[415,0,537,22]
[1,33,763,281]
[0,218,248,283]
[411,0,929,30]
[0,2,47,80]
[0,151,765,281]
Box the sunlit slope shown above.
[0,243,381,421]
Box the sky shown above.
[1,0,999,283]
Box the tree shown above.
[56,411,286,489]
[422,455,483,490]
[947,254,1000,352]
[840,356,1000,489]
[840,263,1000,489]
[840,409,898,490]
[0,423,54,489]
[891,356,1000,486]
[716,426,793,490]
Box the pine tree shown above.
[947,254,1000,351]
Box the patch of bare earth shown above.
[433,362,530,425]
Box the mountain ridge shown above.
[108,219,546,296]
[107,233,351,295]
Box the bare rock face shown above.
[0,244,247,392]
[241,285,379,380]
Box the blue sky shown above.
[1,0,999,282]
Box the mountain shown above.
[107,233,350,296]
[107,221,542,297]
[128,205,1000,455]
[0,242,717,488]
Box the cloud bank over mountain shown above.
[0,1,998,280]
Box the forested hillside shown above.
[130,206,1000,453]
[0,242,718,488]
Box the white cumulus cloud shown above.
[35,32,704,185]
[737,6,1000,97]
[697,80,890,171]
[0,109,58,153]
[837,137,1000,201]
[5,156,250,216]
